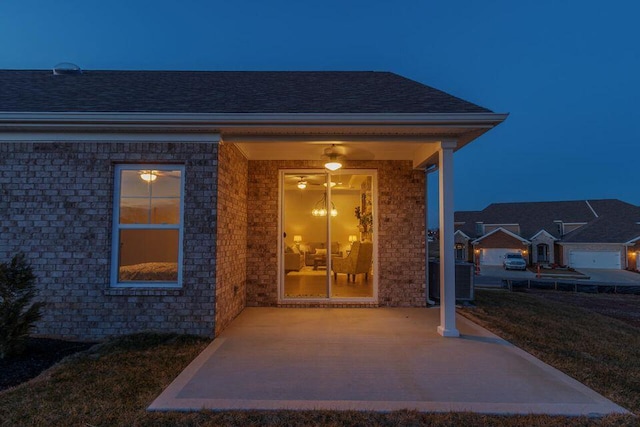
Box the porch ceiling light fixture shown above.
[311,193,338,217]
[323,145,343,171]
[139,170,158,182]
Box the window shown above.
[111,165,184,287]
[455,243,466,260]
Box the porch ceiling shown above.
[223,122,494,169]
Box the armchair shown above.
[332,241,373,282]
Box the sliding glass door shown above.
[281,170,375,301]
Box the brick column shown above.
[437,140,460,337]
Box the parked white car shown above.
[503,253,527,270]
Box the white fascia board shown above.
[557,242,628,246]
[530,229,558,241]
[0,111,506,144]
[454,229,471,239]
[624,236,640,245]
[0,132,220,143]
[0,111,509,126]
[471,227,531,245]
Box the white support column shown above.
[437,140,460,337]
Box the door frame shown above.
[277,168,378,303]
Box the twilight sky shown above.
[2,0,639,221]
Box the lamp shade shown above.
[348,235,358,243]
[293,235,303,243]
[324,160,342,171]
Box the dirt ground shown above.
[526,290,640,328]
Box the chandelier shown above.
[311,193,338,217]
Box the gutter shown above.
[0,111,509,125]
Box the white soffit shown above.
[233,140,438,161]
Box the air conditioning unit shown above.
[428,261,474,302]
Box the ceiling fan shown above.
[138,169,181,182]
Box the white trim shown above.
[471,227,531,245]
[454,229,471,240]
[0,132,221,143]
[110,164,185,288]
[277,168,378,304]
[585,200,598,218]
[530,229,558,241]
[0,111,509,125]
[558,242,628,246]
[625,236,640,245]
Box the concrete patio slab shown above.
[149,308,628,416]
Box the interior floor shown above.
[284,267,373,298]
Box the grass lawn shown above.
[459,290,640,416]
[0,291,638,426]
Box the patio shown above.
[149,307,627,415]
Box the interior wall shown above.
[284,189,360,252]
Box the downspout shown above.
[425,165,438,305]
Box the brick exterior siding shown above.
[1,141,430,340]
[214,143,248,335]
[0,141,218,340]
[475,230,526,249]
[246,160,427,307]
[629,242,640,270]
[531,234,555,264]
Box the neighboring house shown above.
[0,68,506,340]
[455,200,640,270]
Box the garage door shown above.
[480,248,518,265]
[568,251,621,269]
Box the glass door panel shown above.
[330,173,374,298]
[281,170,375,301]
[283,172,329,299]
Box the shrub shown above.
[0,253,44,359]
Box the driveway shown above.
[475,265,640,286]
[474,265,534,287]
[149,308,626,415]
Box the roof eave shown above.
[0,111,508,127]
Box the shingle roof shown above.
[561,200,640,243]
[0,70,492,114]
[455,199,640,243]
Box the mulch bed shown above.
[0,338,95,391]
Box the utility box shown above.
[428,260,474,302]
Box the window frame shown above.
[110,164,185,288]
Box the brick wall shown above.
[531,234,555,264]
[476,230,526,249]
[629,243,640,270]
[246,160,426,307]
[214,143,248,335]
[454,233,471,262]
[0,141,218,340]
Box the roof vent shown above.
[53,62,82,75]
